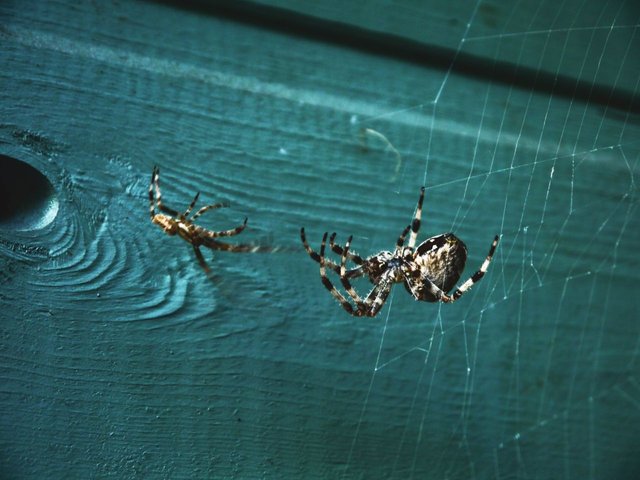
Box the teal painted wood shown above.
[253,0,640,97]
[1,1,639,479]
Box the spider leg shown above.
[407,186,425,249]
[182,191,200,219]
[365,278,394,317]
[152,166,180,216]
[201,237,280,253]
[300,228,363,278]
[395,225,411,251]
[204,218,248,238]
[301,227,330,264]
[337,235,368,312]
[339,235,395,317]
[319,233,356,315]
[192,244,211,272]
[191,202,229,220]
[449,234,500,302]
[339,237,395,317]
[149,166,157,219]
[350,273,394,317]
[329,232,365,265]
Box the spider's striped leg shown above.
[328,233,365,266]
[407,186,425,249]
[363,278,394,317]
[338,236,372,315]
[449,235,500,302]
[149,166,158,219]
[191,202,229,220]
[204,218,248,238]
[395,225,411,251]
[300,228,348,276]
[340,235,400,317]
[181,191,200,219]
[328,232,370,279]
[201,237,279,253]
[318,233,357,316]
[152,166,180,216]
[339,238,394,317]
[301,227,330,264]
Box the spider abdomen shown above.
[408,233,468,302]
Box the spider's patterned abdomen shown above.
[408,233,468,302]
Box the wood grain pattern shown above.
[241,0,640,109]
[1,1,639,478]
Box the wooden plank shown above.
[247,0,640,102]
[1,0,639,478]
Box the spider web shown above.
[341,1,640,478]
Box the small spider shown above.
[301,187,499,317]
[149,166,268,273]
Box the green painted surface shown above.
[252,0,640,95]
[1,1,639,478]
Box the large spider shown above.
[149,166,268,273]
[301,187,499,317]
